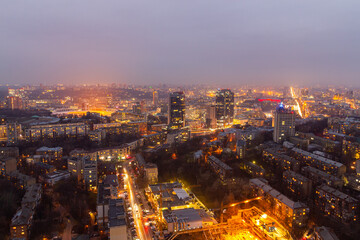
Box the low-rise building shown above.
[236,140,246,159]
[290,147,346,176]
[25,122,90,141]
[262,148,300,172]
[163,208,203,232]
[315,184,358,223]
[301,166,343,188]
[108,199,127,240]
[89,129,106,143]
[314,226,340,240]
[10,206,34,240]
[147,182,191,211]
[8,171,36,189]
[243,161,265,177]
[10,184,42,240]
[282,170,312,199]
[250,178,309,228]
[0,147,19,158]
[35,146,63,163]
[43,170,70,186]
[144,163,158,184]
[207,156,233,180]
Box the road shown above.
[290,86,304,118]
[123,167,152,240]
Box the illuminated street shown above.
[123,167,152,240]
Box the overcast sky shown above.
[1,1,360,87]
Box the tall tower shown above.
[168,92,185,129]
[7,96,23,110]
[153,91,159,107]
[273,103,295,143]
[215,89,234,127]
[206,105,217,129]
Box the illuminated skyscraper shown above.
[206,105,217,128]
[7,96,23,110]
[132,102,142,114]
[153,91,159,107]
[215,89,234,127]
[168,91,185,129]
[273,103,295,143]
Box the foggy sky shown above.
[1,1,360,87]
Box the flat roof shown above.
[292,147,344,168]
[208,156,232,170]
[250,178,307,210]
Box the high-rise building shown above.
[7,96,23,110]
[153,91,159,107]
[168,92,185,129]
[215,89,234,127]
[132,102,142,114]
[273,103,295,143]
[206,105,216,128]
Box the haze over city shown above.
[1,2,360,240]
[2,1,360,86]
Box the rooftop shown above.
[36,146,63,152]
[291,147,344,168]
[250,178,308,210]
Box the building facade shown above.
[168,92,186,129]
[215,89,234,127]
[273,103,295,143]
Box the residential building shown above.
[89,129,106,143]
[315,184,358,223]
[168,91,186,129]
[301,166,343,188]
[314,226,340,240]
[25,122,89,141]
[0,157,17,176]
[0,147,19,158]
[282,170,312,199]
[290,147,346,176]
[243,161,265,177]
[207,156,233,180]
[109,199,127,240]
[215,89,234,127]
[83,156,97,191]
[250,178,309,228]
[8,171,36,189]
[273,103,295,143]
[35,146,63,163]
[7,123,21,145]
[205,105,217,129]
[262,148,300,172]
[43,170,70,186]
[236,140,246,159]
[10,184,42,240]
[144,163,158,184]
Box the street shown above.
[123,167,152,240]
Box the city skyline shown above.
[2,1,360,86]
